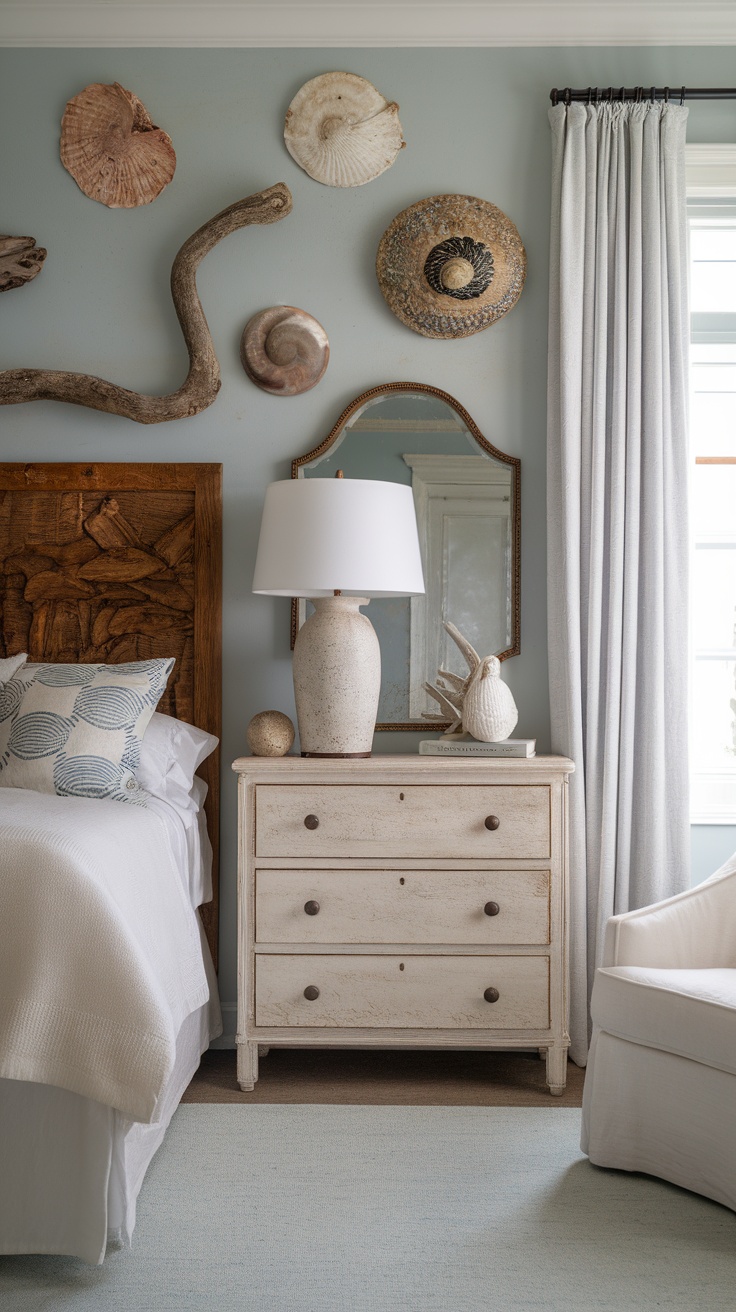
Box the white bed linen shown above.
[148,776,213,908]
[0,788,210,1122]
[0,920,220,1264]
[108,919,221,1248]
[0,794,222,1264]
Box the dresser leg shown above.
[545,1044,568,1095]
[237,1041,259,1091]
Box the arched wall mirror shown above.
[291,383,520,731]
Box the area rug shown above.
[1,1106,735,1312]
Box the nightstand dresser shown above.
[232,753,574,1094]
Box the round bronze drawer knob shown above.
[483,987,500,1004]
[484,901,500,917]
[484,815,500,831]
[303,985,320,1001]
[304,900,320,916]
[304,814,320,830]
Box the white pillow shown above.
[0,653,27,684]
[136,711,219,812]
[0,658,173,804]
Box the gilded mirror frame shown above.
[290,382,520,731]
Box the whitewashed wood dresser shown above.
[232,754,574,1094]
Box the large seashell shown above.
[284,71,405,188]
[60,82,176,208]
[462,655,518,742]
[240,306,329,395]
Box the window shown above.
[687,147,736,822]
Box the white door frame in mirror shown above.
[404,454,513,720]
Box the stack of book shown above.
[418,736,536,758]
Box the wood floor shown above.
[183,1048,585,1106]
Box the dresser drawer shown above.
[256,868,550,945]
[254,785,551,859]
[254,954,550,1029]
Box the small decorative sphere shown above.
[247,710,295,757]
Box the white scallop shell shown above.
[284,71,405,188]
[463,656,518,742]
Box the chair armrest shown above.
[603,867,736,969]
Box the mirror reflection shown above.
[292,384,520,730]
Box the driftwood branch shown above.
[0,235,47,293]
[0,183,292,424]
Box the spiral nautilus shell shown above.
[240,306,330,396]
[284,72,405,188]
[60,82,176,208]
[376,194,526,339]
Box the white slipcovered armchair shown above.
[581,856,736,1211]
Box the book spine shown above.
[418,742,534,758]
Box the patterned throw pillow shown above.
[0,658,174,804]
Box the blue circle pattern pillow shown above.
[0,658,174,805]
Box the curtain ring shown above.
[596,87,601,105]
[564,87,571,106]
[620,86,625,102]
[680,85,686,105]
[607,87,613,102]
[635,86,642,103]
[664,86,670,103]
[551,88,558,105]
[650,86,656,104]
[587,86,592,105]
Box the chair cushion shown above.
[592,966,736,1077]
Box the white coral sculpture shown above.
[423,621,518,742]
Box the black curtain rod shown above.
[550,87,736,106]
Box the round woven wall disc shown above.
[376,194,526,339]
[240,306,330,395]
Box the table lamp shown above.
[253,474,425,756]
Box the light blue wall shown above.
[2,46,735,1032]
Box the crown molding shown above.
[2,2,736,49]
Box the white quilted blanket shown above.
[0,789,210,1123]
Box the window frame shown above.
[687,145,736,824]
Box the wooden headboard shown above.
[0,462,222,969]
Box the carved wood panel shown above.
[1,490,195,715]
[0,463,222,968]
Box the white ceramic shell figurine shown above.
[284,72,405,188]
[423,621,518,741]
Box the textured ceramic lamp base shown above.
[293,596,380,757]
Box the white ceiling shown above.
[2,1,736,47]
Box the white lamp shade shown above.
[252,477,425,597]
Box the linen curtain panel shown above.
[547,102,691,1064]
